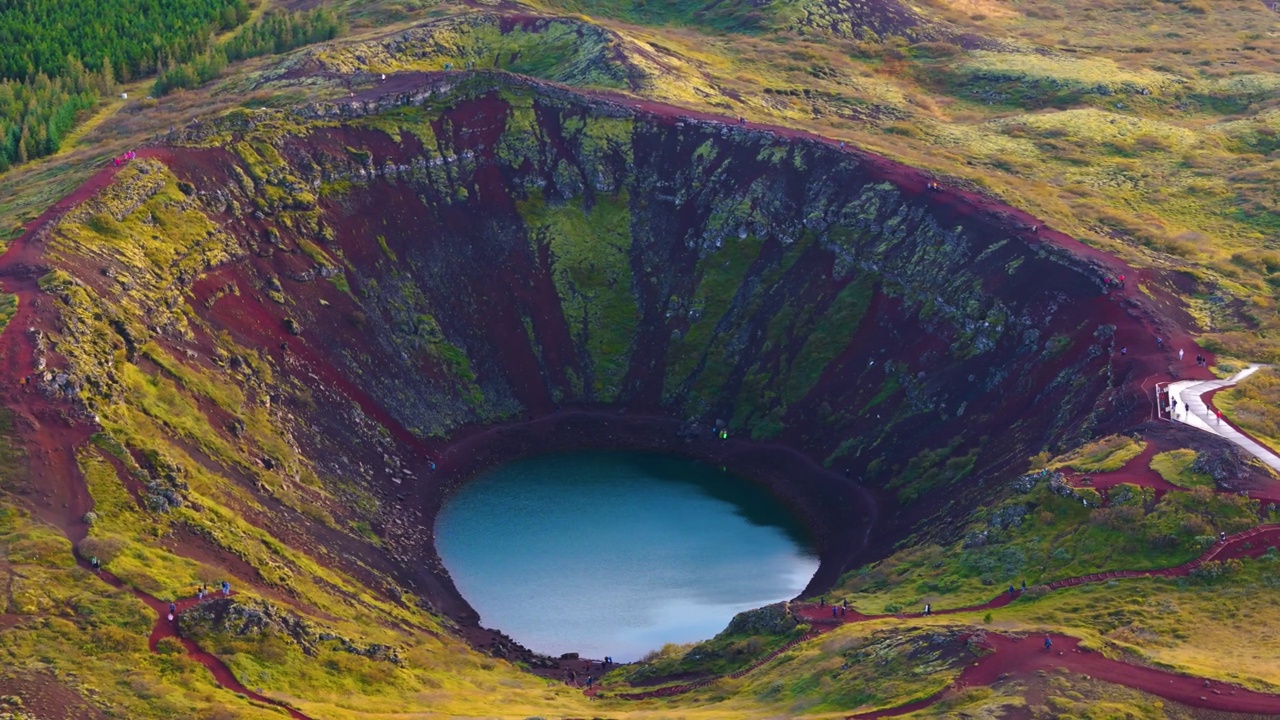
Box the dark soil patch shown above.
[0,671,108,720]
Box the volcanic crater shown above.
[14,72,1176,662]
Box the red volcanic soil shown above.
[1062,421,1280,506]
[853,633,1280,719]
[0,150,165,545]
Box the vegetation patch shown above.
[1050,435,1145,473]
[829,477,1257,613]
[1214,369,1280,454]
[521,192,639,400]
[1149,449,1215,489]
[0,292,16,335]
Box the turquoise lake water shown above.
[434,451,820,662]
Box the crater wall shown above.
[33,74,1148,627]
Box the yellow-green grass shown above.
[1149,449,1215,489]
[0,293,15,335]
[827,481,1256,615]
[1214,368,1280,458]
[1051,434,1146,473]
[0,503,291,719]
[993,557,1280,693]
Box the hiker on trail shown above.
[169,602,177,614]
[198,588,204,599]
[167,613,174,622]
[832,607,838,619]
[1022,580,1027,591]
[1030,225,1038,233]
[923,603,930,616]
[222,580,230,595]
[1118,274,1125,288]
[1157,337,1164,348]
[1044,636,1052,651]
[838,141,846,148]
[1216,409,1223,423]
[1172,399,1178,415]
[1220,531,1227,543]
[1008,585,1016,598]
[840,606,846,617]
[1120,346,1127,355]
[1179,348,1185,361]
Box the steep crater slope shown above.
[33,74,1148,636]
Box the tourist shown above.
[169,602,177,614]
[1008,585,1016,598]
[1021,579,1026,591]
[1120,347,1127,356]
[832,607,838,619]
[90,555,100,571]
[1179,348,1185,362]
[1157,337,1164,348]
[167,613,174,623]
[1044,635,1052,651]
[923,604,930,616]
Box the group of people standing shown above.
[111,149,137,166]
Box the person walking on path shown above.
[1216,409,1223,424]
[1179,348,1185,362]
[1044,636,1053,652]
[169,602,176,614]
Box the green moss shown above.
[0,292,16,335]
[834,482,1259,612]
[376,234,398,262]
[781,276,874,404]
[1149,449,1215,489]
[888,437,979,505]
[1052,435,1146,473]
[521,192,638,399]
[664,235,764,399]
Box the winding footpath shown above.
[76,557,315,720]
[594,523,1280,716]
[1164,364,1280,473]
